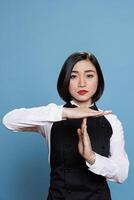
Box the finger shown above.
[89,109,112,114]
[95,111,112,117]
[96,110,112,115]
[77,128,84,143]
[88,111,104,117]
[81,118,88,138]
[77,128,81,135]
[83,118,87,126]
[89,111,112,117]
[81,118,87,134]
[103,110,112,115]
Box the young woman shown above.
[2,52,129,200]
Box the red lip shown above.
[78,90,88,95]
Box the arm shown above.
[2,103,63,132]
[85,114,129,183]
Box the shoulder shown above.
[104,113,122,126]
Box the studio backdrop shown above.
[0,0,133,199]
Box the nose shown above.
[79,75,86,87]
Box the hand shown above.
[77,118,95,165]
[62,107,112,119]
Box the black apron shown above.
[47,102,112,200]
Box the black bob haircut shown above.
[57,52,104,103]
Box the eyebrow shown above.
[71,70,96,73]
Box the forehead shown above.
[72,60,96,72]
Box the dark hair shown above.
[57,51,104,103]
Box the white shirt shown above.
[2,102,129,184]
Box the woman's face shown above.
[69,59,98,107]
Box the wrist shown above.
[62,108,70,119]
[86,151,96,165]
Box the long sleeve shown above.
[2,103,63,133]
[86,114,129,184]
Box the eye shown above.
[86,74,94,78]
[70,74,77,79]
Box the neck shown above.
[71,100,94,108]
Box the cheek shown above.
[89,78,98,91]
[69,81,77,92]
[93,80,98,88]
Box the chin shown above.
[74,97,91,103]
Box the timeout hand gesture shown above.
[62,107,112,164]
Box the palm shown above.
[77,118,93,162]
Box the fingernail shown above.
[105,110,112,113]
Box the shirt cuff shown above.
[85,153,118,179]
[85,153,111,175]
[85,152,98,168]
